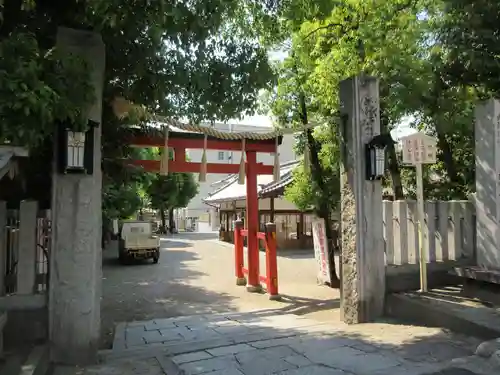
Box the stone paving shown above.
[54,311,499,375]
[52,234,500,375]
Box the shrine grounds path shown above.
[52,231,498,375]
[100,232,339,349]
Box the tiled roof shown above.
[203,160,299,203]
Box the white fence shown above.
[383,200,475,266]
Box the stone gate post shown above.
[339,75,385,323]
[49,28,105,364]
[475,99,500,269]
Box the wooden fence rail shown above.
[383,200,475,266]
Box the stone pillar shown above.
[475,99,500,269]
[49,28,105,365]
[17,201,38,295]
[339,75,385,323]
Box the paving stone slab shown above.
[368,363,444,375]
[301,345,366,367]
[156,355,185,375]
[207,343,256,356]
[335,352,404,373]
[239,356,296,375]
[275,365,350,375]
[152,319,180,330]
[172,351,213,365]
[179,355,240,374]
[210,369,244,375]
[283,354,314,368]
[395,341,474,363]
[213,325,252,335]
[208,370,245,375]
[250,336,304,349]
[100,312,498,375]
[165,327,221,341]
[288,335,358,354]
[143,330,169,344]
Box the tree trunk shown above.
[387,142,404,199]
[299,92,340,287]
[379,92,404,200]
[322,209,340,287]
[426,75,461,186]
[168,208,175,233]
[436,130,461,185]
[160,208,166,233]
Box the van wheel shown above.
[119,253,127,264]
[152,249,160,264]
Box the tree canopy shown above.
[1,0,274,216]
[237,0,500,283]
[2,0,497,232]
[249,0,486,208]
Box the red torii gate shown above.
[126,129,283,292]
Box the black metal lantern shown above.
[365,134,395,181]
[57,120,99,175]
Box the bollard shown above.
[265,222,280,300]
[234,220,246,286]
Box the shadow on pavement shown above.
[96,309,488,375]
[163,314,485,375]
[100,247,237,349]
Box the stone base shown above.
[476,338,500,358]
[246,285,262,293]
[236,277,247,286]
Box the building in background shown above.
[176,121,296,232]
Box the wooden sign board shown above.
[401,132,437,165]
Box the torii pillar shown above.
[339,75,385,323]
[245,150,261,292]
[49,28,105,364]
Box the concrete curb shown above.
[1,345,50,375]
[23,345,50,375]
[385,293,500,340]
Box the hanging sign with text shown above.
[312,218,331,285]
[401,132,437,165]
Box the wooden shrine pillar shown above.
[245,150,261,292]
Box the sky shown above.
[232,114,417,142]
[225,50,417,139]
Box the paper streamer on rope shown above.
[273,136,280,182]
[159,126,169,176]
[238,138,246,185]
[199,134,207,182]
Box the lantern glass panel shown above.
[67,131,85,169]
[375,148,385,176]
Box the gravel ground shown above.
[100,232,339,348]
